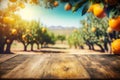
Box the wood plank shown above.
[75,54,120,79]
[41,53,90,79]
[88,55,120,78]
[1,54,90,79]
[1,54,120,79]
[0,54,18,63]
[0,54,32,77]
[1,54,51,79]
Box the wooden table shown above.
[0,53,120,79]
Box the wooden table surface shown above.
[0,53,120,79]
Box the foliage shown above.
[57,35,66,43]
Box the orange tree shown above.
[79,14,107,52]
[39,27,56,48]
[0,0,27,53]
[57,35,66,43]
[27,20,40,51]
[67,29,84,49]
[78,13,120,53]
[0,7,19,53]
[17,20,30,51]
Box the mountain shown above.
[47,26,77,30]
[47,26,78,36]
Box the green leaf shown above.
[82,3,90,15]
[72,0,88,12]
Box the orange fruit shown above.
[11,29,17,35]
[111,39,120,54]
[107,27,113,33]
[3,17,15,24]
[91,27,96,32]
[93,4,105,18]
[22,35,26,39]
[3,17,9,23]
[64,3,72,11]
[42,27,46,33]
[109,17,120,31]
[6,39,10,43]
[26,29,30,32]
[22,35,27,41]
[29,0,38,4]
[9,0,17,2]
[53,1,59,7]
[33,0,39,4]
[18,2,25,9]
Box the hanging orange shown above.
[107,27,113,33]
[11,29,17,35]
[9,0,17,2]
[29,0,38,5]
[109,16,120,31]
[53,1,59,7]
[6,39,10,43]
[42,27,46,33]
[64,3,72,11]
[3,17,15,24]
[93,3,105,18]
[18,2,25,9]
[91,27,96,32]
[111,39,120,54]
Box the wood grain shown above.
[0,54,18,63]
[0,54,120,79]
[75,54,120,79]
[41,54,90,79]
[0,54,32,77]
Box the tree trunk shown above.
[91,44,95,50]
[108,41,112,54]
[31,43,34,51]
[86,43,91,50]
[41,43,44,48]
[104,42,108,53]
[74,43,77,49]
[5,41,13,53]
[96,44,105,52]
[24,45,27,51]
[79,46,84,49]
[0,43,5,53]
[22,42,28,51]
[37,44,40,49]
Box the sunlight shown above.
[16,4,40,21]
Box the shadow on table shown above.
[33,50,66,53]
[47,46,67,49]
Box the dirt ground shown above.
[11,41,108,55]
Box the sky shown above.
[0,0,87,28]
[17,3,87,28]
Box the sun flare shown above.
[16,4,40,21]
